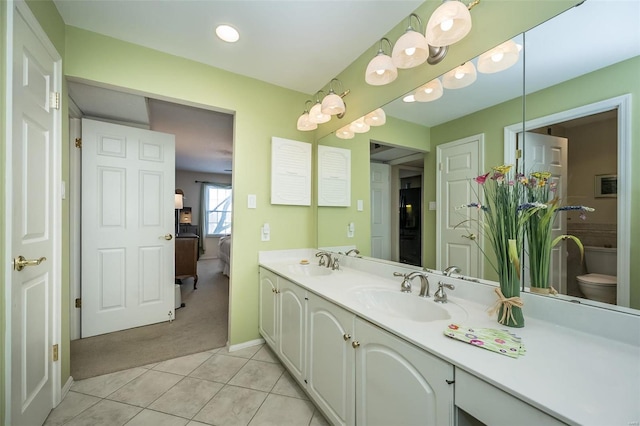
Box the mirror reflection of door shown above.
[522,110,618,303]
[370,142,424,264]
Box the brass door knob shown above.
[13,255,46,271]
[352,341,360,348]
[164,234,173,240]
[462,233,476,240]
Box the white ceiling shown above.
[58,0,640,174]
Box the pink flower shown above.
[474,172,489,184]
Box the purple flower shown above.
[470,339,484,346]
[474,172,490,184]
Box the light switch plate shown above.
[429,201,437,211]
[248,194,257,209]
[357,199,363,211]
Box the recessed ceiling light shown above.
[216,25,239,43]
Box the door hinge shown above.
[52,344,59,362]
[50,91,61,110]
[75,138,82,148]
[515,149,522,159]
[75,298,81,308]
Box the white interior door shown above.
[81,118,176,337]
[522,132,569,292]
[9,3,61,424]
[370,162,391,259]
[436,135,484,276]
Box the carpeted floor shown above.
[71,258,229,380]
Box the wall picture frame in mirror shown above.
[594,174,617,198]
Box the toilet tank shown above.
[584,246,617,276]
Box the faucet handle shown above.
[332,257,340,270]
[434,281,455,303]
[393,272,412,293]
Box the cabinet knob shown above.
[343,333,351,341]
[271,288,276,293]
[352,341,360,348]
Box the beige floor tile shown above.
[270,372,308,400]
[222,344,263,359]
[189,354,248,383]
[71,367,147,398]
[44,391,101,425]
[149,376,224,419]
[193,385,268,426]
[228,360,284,392]
[125,409,189,426]
[64,399,141,426]
[107,370,184,407]
[153,351,213,376]
[251,346,279,364]
[186,421,211,426]
[310,409,330,426]
[141,362,160,369]
[248,394,315,426]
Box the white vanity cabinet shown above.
[306,293,356,426]
[258,268,306,384]
[354,317,455,426]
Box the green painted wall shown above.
[1,2,7,420]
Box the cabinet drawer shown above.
[455,369,563,426]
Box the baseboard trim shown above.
[61,376,74,401]
[228,338,265,353]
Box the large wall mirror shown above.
[317,0,639,313]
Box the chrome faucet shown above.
[393,271,431,297]
[443,265,461,277]
[345,248,360,256]
[434,282,455,303]
[315,251,333,268]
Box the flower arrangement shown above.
[521,171,594,294]
[458,165,542,328]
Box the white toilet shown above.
[576,246,617,304]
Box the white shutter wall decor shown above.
[271,137,311,206]
[318,145,351,207]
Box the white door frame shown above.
[504,95,632,307]
[4,0,63,419]
[436,134,485,276]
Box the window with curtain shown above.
[205,184,232,236]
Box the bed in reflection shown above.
[219,235,231,276]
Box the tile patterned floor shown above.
[46,345,330,426]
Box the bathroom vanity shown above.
[258,249,640,426]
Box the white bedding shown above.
[219,235,231,276]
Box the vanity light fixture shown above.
[309,91,331,124]
[365,38,398,86]
[349,117,370,133]
[425,0,480,47]
[414,78,444,102]
[336,125,355,139]
[402,93,416,103]
[296,100,318,131]
[215,24,240,43]
[477,39,520,74]
[392,14,430,69]
[442,61,477,89]
[321,78,347,117]
[364,108,386,126]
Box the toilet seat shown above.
[576,273,616,285]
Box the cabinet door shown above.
[307,294,356,426]
[259,268,278,349]
[354,318,454,426]
[278,278,307,384]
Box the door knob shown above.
[462,233,476,240]
[13,255,46,271]
[164,234,173,240]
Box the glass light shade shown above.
[402,93,416,103]
[364,108,386,126]
[321,92,345,115]
[392,30,429,69]
[349,117,370,134]
[477,40,520,74]
[414,78,443,102]
[442,62,477,89]
[425,0,472,47]
[336,125,355,139]
[309,102,330,124]
[365,53,398,86]
[296,112,317,131]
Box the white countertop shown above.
[259,249,640,426]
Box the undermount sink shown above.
[351,289,451,322]
[287,263,333,277]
